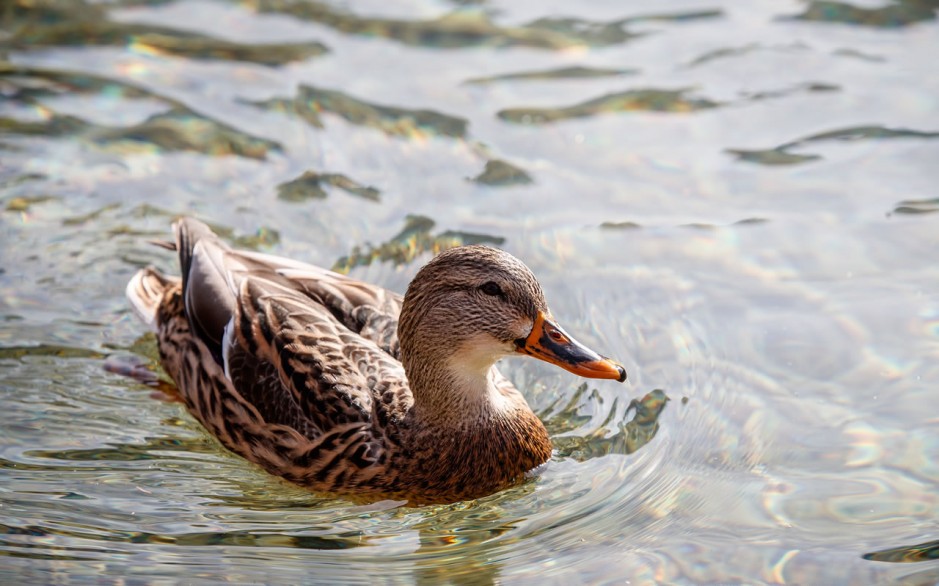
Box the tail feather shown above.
[174,217,227,296]
[172,217,236,355]
[148,239,176,251]
[126,267,178,329]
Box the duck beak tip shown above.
[615,364,627,383]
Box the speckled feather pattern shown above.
[129,219,553,503]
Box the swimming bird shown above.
[127,218,626,503]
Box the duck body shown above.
[128,218,625,503]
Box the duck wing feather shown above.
[175,218,409,441]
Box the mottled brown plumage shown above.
[127,218,625,503]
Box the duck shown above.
[127,217,626,503]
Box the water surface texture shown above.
[2,0,938,583]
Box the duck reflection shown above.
[550,387,670,461]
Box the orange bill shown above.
[515,312,627,382]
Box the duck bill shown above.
[515,312,627,383]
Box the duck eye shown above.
[479,281,504,297]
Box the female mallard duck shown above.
[127,218,626,503]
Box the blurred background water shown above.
[1,0,938,583]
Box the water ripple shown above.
[728,125,939,166]
[864,538,939,563]
[498,88,720,124]
[331,214,505,274]
[784,0,939,28]
[5,0,328,65]
[248,84,469,140]
[1,65,281,159]
[464,65,637,85]
[248,1,721,50]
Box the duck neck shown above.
[398,340,553,500]
[402,343,515,425]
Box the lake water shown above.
[2,0,938,583]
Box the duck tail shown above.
[126,267,177,330]
[173,217,228,295]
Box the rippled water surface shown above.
[2,0,938,583]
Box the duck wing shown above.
[175,218,408,440]
[238,251,404,359]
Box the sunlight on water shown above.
[1,0,938,583]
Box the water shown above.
[2,0,938,583]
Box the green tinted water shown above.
[2,0,938,583]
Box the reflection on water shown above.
[470,159,532,186]
[1,65,281,159]
[601,218,768,231]
[0,344,105,360]
[499,88,720,124]
[4,0,327,64]
[864,538,939,563]
[278,170,381,202]
[892,197,939,215]
[499,83,842,125]
[728,126,939,167]
[552,388,669,461]
[249,0,720,49]
[786,0,939,28]
[2,0,938,582]
[250,84,469,139]
[331,215,505,273]
[684,42,811,68]
[464,65,637,85]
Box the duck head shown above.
[398,246,626,402]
